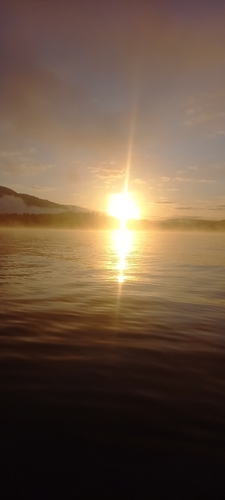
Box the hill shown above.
[0,186,90,214]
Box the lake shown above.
[1,228,225,499]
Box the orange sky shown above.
[1,0,225,219]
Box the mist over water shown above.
[1,228,225,498]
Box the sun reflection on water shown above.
[112,227,135,283]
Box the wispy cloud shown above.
[29,185,56,193]
[174,177,215,183]
[175,205,196,210]
[209,204,225,211]
[154,200,174,205]
[89,163,125,183]
[132,178,146,185]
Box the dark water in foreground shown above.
[1,228,225,499]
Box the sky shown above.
[1,0,225,219]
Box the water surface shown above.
[1,228,225,498]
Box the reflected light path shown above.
[112,226,135,283]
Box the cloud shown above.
[89,163,125,182]
[175,162,225,183]
[175,205,196,210]
[174,177,215,183]
[210,129,225,137]
[29,185,56,193]
[132,178,146,185]
[169,215,202,220]
[1,151,23,158]
[154,200,174,204]
[209,204,225,211]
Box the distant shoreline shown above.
[0,212,225,231]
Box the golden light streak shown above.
[112,228,135,283]
[111,56,141,288]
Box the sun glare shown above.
[108,193,139,282]
[107,192,140,223]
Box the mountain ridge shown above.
[0,186,90,214]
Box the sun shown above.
[107,192,140,223]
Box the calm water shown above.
[1,228,225,498]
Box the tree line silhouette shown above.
[0,212,225,230]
